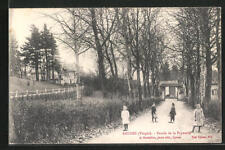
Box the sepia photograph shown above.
[8,7,222,144]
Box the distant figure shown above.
[169,103,176,123]
[151,103,157,123]
[192,104,205,133]
[121,105,130,131]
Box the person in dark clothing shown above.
[169,103,176,123]
[151,103,157,123]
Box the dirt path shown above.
[87,99,221,143]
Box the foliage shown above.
[11,97,163,143]
[160,62,170,81]
[9,35,21,77]
[20,24,59,81]
[204,100,221,121]
[82,86,94,96]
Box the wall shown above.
[211,84,218,101]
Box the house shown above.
[211,82,219,101]
[60,70,77,85]
[159,80,184,100]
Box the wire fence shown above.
[9,87,80,101]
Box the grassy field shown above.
[9,76,63,92]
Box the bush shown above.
[12,99,124,143]
[82,86,94,96]
[204,100,221,121]
[11,96,163,144]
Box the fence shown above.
[9,87,79,101]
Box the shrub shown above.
[11,96,163,144]
[82,86,94,96]
[204,100,221,121]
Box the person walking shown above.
[169,103,176,123]
[151,102,157,123]
[192,104,205,133]
[121,105,130,131]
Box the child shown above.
[192,104,205,133]
[121,105,130,131]
[169,103,176,123]
[151,103,157,123]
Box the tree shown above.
[40,24,58,81]
[161,62,170,81]
[40,24,52,80]
[9,35,21,77]
[171,65,179,80]
[89,8,107,93]
[215,8,221,102]
[168,8,220,108]
[46,8,91,100]
[169,8,203,107]
[199,8,219,110]
[139,8,163,97]
[115,8,134,97]
[21,25,42,81]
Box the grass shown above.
[9,76,63,92]
[10,96,162,144]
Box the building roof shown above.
[211,82,218,85]
[159,80,182,87]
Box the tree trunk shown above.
[75,52,81,100]
[90,8,106,92]
[52,64,55,81]
[24,65,27,77]
[146,70,150,97]
[137,60,142,109]
[216,8,221,102]
[190,73,195,107]
[202,9,212,110]
[205,54,212,110]
[35,60,39,81]
[136,9,142,110]
[121,8,133,98]
[196,29,201,104]
[105,45,115,77]
[142,70,147,98]
[110,43,118,78]
[45,49,50,81]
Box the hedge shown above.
[10,97,162,144]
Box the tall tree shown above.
[40,24,54,80]
[9,35,21,77]
[89,8,107,93]
[199,8,218,109]
[46,8,91,100]
[169,8,203,107]
[21,25,42,81]
[161,62,170,81]
[215,8,221,102]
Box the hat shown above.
[123,105,127,110]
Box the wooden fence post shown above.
[26,90,29,100]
